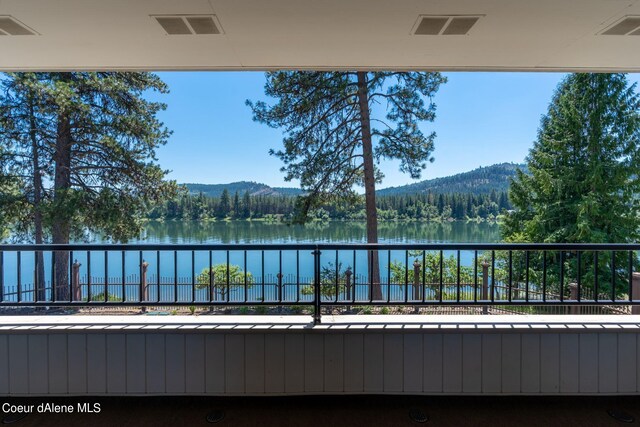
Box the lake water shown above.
[2,221,501,303]
[137,220,501,244]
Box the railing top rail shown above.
[1,242,640,251]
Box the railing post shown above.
[313,247,322,325]
[72,260,81,302]
[345,267,352,312]
[482,261,489,315]
[345,267,352,301]
[140,260,149,313]
[632,273,640,315]
[568,282,579,315]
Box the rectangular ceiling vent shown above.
[152,15,222,35]
[412,15,481,36]
[601,16,640,35]
[0,16,37,36]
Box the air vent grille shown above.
[0,16,36,36]
[413,15,481,36]
[601,16,640,35]
[152,15,222,35]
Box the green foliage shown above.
[0,72,178,243]
[247,71,446,223]
[148,189,510,222]
[90,292,120,302]
[195,263,253,299]
[301,261,352,298]
[504,73,640,244]
[502,73,640,297]
[378,163,526,196]
[389,252,473,285]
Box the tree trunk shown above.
[52,110,72,301]
[356,72,382,300]
[28,97,46,302]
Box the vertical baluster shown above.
[594,251,599,302]
[296,250,300,303]
[226,250,230,303]
[104,251,108,303]
[69,250,73,303]
[422,250,426,304]
[244,250,248,303]
[0,251,3,303]
[261,250,265,303]
[456,250,461,303]
[576,251,581,302]
[188,250,193,303]
[508,250,512,302]
[334,250,339,303]
[173,250,178,303]
[156,250,160,303]
[611,250,616,302]
[279,250,283,304]
[491,250,495,303]
[629,250,633,303]
[404,250,409,303]
[559,251,564,302]
[542,251,547,303]
[387,250,391,303]
[17,251,21,303]
[439,250,444,303]
[33,249,39,303]
[525,251,530,303]
[369,249,374,303]
[352,250,356,304]
[472,251,478,303]
[121,250,125,302]
[87,251,91,302]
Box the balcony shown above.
[0,243,639,397]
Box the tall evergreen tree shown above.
[248,72,445,298]
[503,73,640,244]
[232,191,241,219]
[216,189,231,219]
[241,191,251,219]
[503,73,640,297]
[0,72,177,299]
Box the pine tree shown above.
[0,72,176,299]
[216,189,231,219]
[249,72,445,298]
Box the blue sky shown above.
[151,72,640,189]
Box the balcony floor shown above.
[1,395,638,427]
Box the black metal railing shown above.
[0,243,639,323]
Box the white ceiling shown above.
[0,0,639,71]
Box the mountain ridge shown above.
[182,162,526,198]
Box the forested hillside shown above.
[378,163,526,196]
[150,163,519,222]
[184,182,302,198]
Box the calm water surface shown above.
[3,221,501,302]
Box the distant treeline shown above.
[148,189,512,222]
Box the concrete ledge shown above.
[0,314,638,333]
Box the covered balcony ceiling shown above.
[1,0,640,72]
